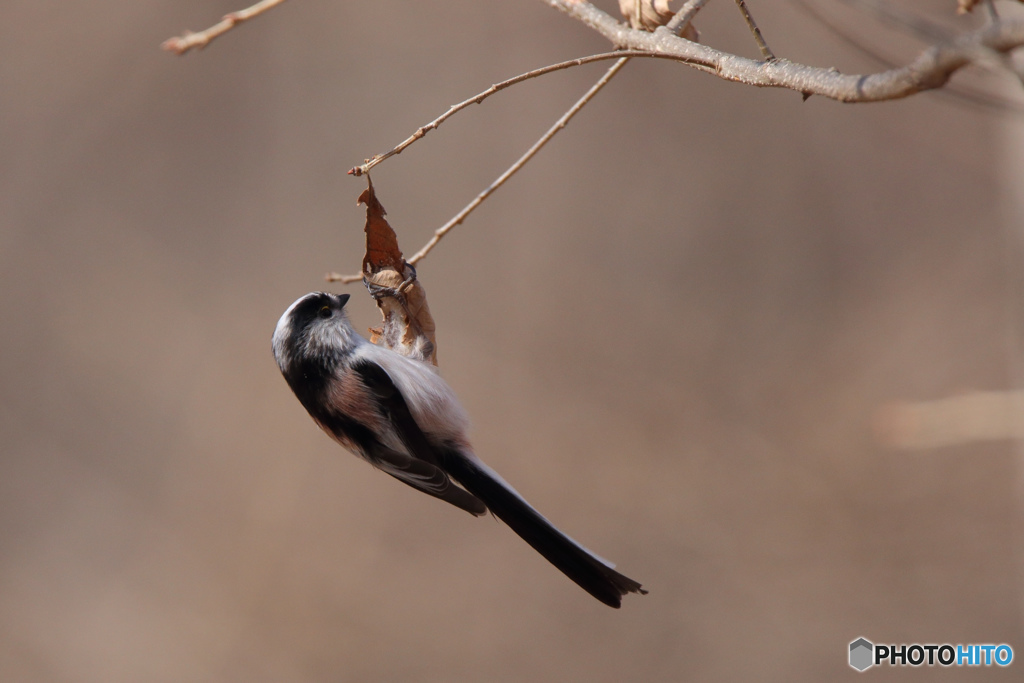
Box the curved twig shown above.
[406,56,631,265]
[330,56,632,282]
[349,52,666,176]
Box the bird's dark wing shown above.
[350,358,487,516]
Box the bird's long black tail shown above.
[442,452,647,608]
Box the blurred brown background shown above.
[1,1,1022,680]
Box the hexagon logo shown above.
[849,638,874,671]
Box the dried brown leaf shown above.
[357,181,439,365]
[359,185,405,274]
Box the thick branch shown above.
[543,0,1024,102]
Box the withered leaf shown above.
[358,180,439,365]
[359,183,405,274]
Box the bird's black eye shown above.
[318,305,333,319]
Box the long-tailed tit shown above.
[272,291,646,608]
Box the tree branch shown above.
[330,56,632,281]
[349,52,652,177]
[406,57,631,266]
[542,0,1024,102]
[162,0,289,55]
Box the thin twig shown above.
[330,57,632,281]
[348,52,662,176]
[162,0,288,55]
[324,271,364,284]
[733,0,775,61]
[666,0,714,35]
[407,57,631,265]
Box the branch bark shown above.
[542,0,1024,102]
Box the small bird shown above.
[272,291,646,608]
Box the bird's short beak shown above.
[336,293,351,308]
